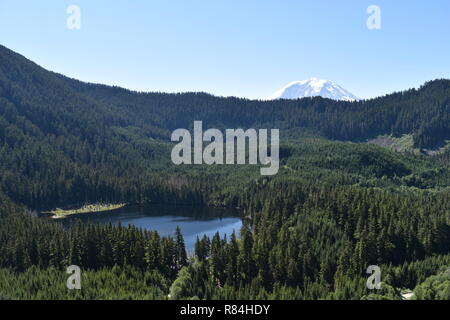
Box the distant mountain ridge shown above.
[267,78,359,101]
[0,44,449,149]
[0,43,450,208]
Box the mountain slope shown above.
[0,44,450,208]
[1,44,449,147]
[267,78,359,101]
[1,46,450,302]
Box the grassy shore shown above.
[45,203,126,219]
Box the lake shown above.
[57,204,242,250]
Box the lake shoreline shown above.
[42,203,127,219]
[48,204,243,250]
[39,201,243,220]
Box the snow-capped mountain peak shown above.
[267,78,359,101]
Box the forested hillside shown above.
[0,44,449,300]
[1,44,449,208]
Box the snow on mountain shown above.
[267,78,359,102]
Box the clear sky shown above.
[0,0,449,99]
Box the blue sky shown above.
[0,0,449,99]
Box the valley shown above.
[0,44,449,300]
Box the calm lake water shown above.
[57,204,242,250]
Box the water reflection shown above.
[58,204,243,250]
